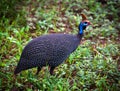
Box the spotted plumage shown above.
[14,14,91,75]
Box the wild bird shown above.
[14,14,92,75]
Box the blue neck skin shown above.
[79,22,86,35]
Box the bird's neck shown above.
[77,23,86,40]
[79,25,83,35]
[77,33,83,40]
[79,23,86,35]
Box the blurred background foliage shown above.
[0,0,120,90]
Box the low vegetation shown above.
[0,0,120,90]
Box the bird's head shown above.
[79,14,92,35]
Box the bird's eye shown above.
[84,22,87,24]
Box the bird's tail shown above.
[14,58,25,75]
[14,66,21,75]
[14,58,36,75]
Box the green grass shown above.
[0,0,120,90]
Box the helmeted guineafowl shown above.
[14,14,92,75]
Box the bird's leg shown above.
[50,67,55,75]
[36,67,41,75]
